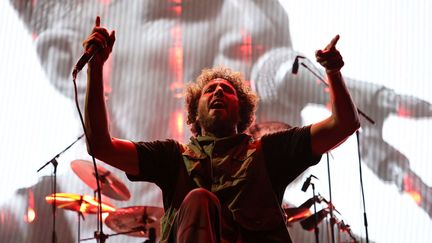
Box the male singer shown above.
[83,17,359,242]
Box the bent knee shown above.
[184,188,220,206]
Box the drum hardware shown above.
[79,206,163,242]
[284,195,327,224]
[300,207,330,231]
[104,206,164,241]
[45,193,116,243]
[37,134,85,243]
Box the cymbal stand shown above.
[79,227,157,242]
[37,134,85,243]
[77,211,85,243]
[74,195,86,243]
[339,220,358,243]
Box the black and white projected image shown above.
[1,0,431,242]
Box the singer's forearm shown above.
[84,63,112,154]
[310,71,360,154]
[84,63,140,175]
[327,71,360,132]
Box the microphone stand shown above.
[298,61,375,125]
[37,134,85,243]
[311,182,319,243]
[356,131,369,243]
[302,175,320,243]
[295,57,373,242]
[326,153,336,243]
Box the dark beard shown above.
[198,112,237,137]
[198,115,230,136]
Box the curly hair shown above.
[185,66,258,136]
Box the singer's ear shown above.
[35,28,85,99]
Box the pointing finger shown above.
[324,35,340,51]
[95,16,100,27]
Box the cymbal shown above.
[71,160,131,201]
[300,208,330,231]
[45,193,116,214]
[283,196,323,223]
[284,207,311,223]
[247,121,292,140]
[105,206,164,238]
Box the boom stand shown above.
[311,183,319,243]
[296,58,374,242]
[326,153,336,243]
[37,134,84,243]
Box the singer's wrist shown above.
[325,69,341,75]
[87,61,103,75]
[88,59,103,69]
[326,70,343,83]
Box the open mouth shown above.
[210,100,226,109]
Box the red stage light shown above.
[24,189,36,223]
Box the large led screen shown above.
[1,1,431,242]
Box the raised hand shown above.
[315,35,344,72]
[82,16,116,65]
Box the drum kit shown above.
[45,159,163,242]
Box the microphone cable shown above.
[72,71,107,243]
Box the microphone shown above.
[72,44,100,78]
[292,55,306,74]
[301,176,312,192]
[301,174,318,192]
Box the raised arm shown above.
[310,35,360,155]
[84,16,139,175]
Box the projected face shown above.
[30,0,290,141]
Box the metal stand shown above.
[37,134,84,243]
[356,131,369,243]
[311,183,319,243]
[77,212,85,243]
[295,57,374,242]
[326,153,336,243]
[297,60,375,124]
[80,227,157,242]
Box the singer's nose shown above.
[214,86,224,96]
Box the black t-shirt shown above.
[127,125,321,242]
